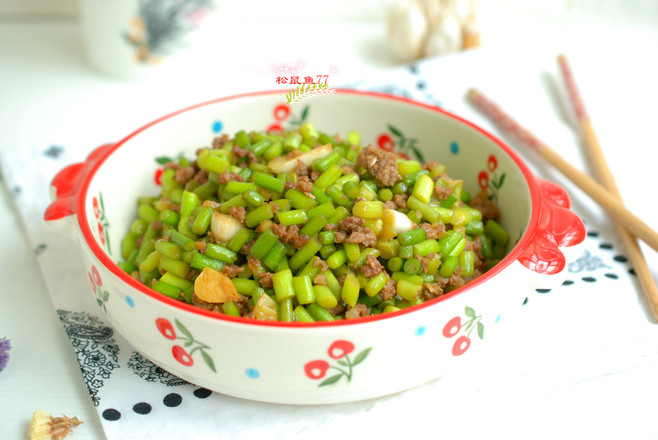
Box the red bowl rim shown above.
[77,89,541,328]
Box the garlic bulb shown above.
[386,0,429,63]
[423,10,463,57]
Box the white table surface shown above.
[1,13,658,440]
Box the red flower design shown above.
[91,265,102,287]
[156,318,176,340]
[97,223,106,244]
[304,360,330,380]
[487,154,498,172]
[478,171,489,191]
[273,104,290,121]
[88,272,96,294]
[172,345,194,366]
[154,168,163,186]
[377,134,395,151]
[452,335,471,356]
[442,316,461,338]
[267,123,284,133]
[92,197,100,219]
[328,340,354,359]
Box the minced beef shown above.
[212,133,230,149]
[360,254,384,278]
[339,216,365,233]
[345,228,377,247]
[271,224,309,249]
[313,274,326,285]
[356,144,402,187]
[229,206,246,224]
[434,184,452,201]
[174,166,196,184]
[392,193,408,208]
[218,171,245,184]
[247,255,264,275]
[345,303,371,319]
[418,222,445,239]
[221,264,244,278]
[192,292,249,314]
[312,258,329,272]
[421,283,443,301]
[469,191,501,222]
[258,272,273,289]
[379,279,397,301]
[326,303,346,317]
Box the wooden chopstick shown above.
[466,88,658,255]
[557,54,658,320]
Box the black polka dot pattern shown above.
[101,388,213,421]
[522,228,628,305]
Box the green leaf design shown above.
[352,347,372,367]
[201,350,216,373]
[318,373,343,387]
[300,105,310,122]
[155,156,172,165]
[97,299,103,308]
[410,145,425,163]
[175,319,193,339]
[496,173,507,189]
[184,340,193,347]
[102,290,110,301]
[477,321,485,340]
[465,306,476,318]
[387,124,403,138]
[337,359,349,367]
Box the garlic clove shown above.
[386,0,429,63]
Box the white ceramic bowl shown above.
[45,90,586,404]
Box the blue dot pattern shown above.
[450,141,459,155]
[415,326,426,336]
[126,296,135,308]
[246,368,260,379]
[212,120,223,133]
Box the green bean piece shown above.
[283,133,302,151]
[272,269,295,302]
[297,256,321,279]
[343,242,361,262]
[402,169,430,189]
[485,219,510,245]
[180,191,199,217]
[285,189,318,211]
[277,297,293,322]
[292,305,314,322]
[448,236,467,257]
[245,203,275,229]
[310,185,331,204]
[160,272,193,291]
[339,273,359,307]
[407,196,440,224]
[152,280,182,299]
[192,206,214,235]
[299,121,319,139]
[396,279,421,301]
[250,229,279,260]
[299,215,327,237]
[159,255,190,278]
[459,250,475,277]
[313,151,341,173]
[222,301,241,317]
[320,244,337,260]
[159,209,180,227]
[319,230,335,245]
[232,278,259,296]
[289,237,322,270]
[328,206,350,224]
[391,271,423,285]
[326,185,350,207]
[439,255,459,278]
[293,275,315,304]
[263,241,287,271]
[399,245,414,259]
[190,251,223,273]
[323,270,342,298]
[465,220,484,236]
[314,164,343,189]
[167,229,196,251]
[250,138,272,156]
[224,229,251,254]
[219,194,248,214]
[138,203,159,224]
[398,228,426,246]
[314,285,338,309]
[118,261,137,274]
[439,231,462,256]
[387,256,403,272]
[205,242,237,264]
[264,142,283,161]
[414,239,441,257]
[130,219,147,236]
[155,239,182,260]
[480,235,494,260]
[403,257,422,275]
[326,248,348,269]
[342,181,360,199]
[225,181,257,195]
[411,174,434,204]
[305,303,334,321]
[139,250,162,273]
[242,189,265,208]
[353,200,384,219]
[235,130,250,148]
[121,233,138,260]
[252,172,285,193]
[193,181,219,201]
[365,272,388,297]
[277,209,309,226]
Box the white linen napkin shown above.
[2,52,657,439]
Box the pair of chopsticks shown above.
[468,54,658,321]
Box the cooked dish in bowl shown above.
[119,123,511,322]
[45,90,586,404]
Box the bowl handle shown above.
[517,177,586,275]
[44,144,115,240]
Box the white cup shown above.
[78,0,218,79]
